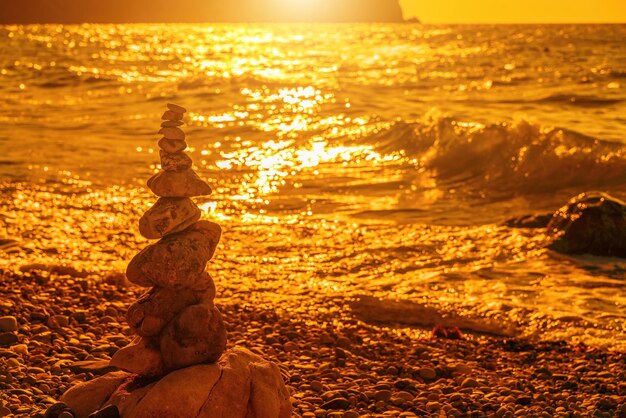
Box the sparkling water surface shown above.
[1,24,625,349]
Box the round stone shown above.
[126,221,221,289]
[126,283,215,337]
[0,316,18,332]
[160,150,192,172]
[158,138,187,154]
[138,197,200,239]
[159,304,227,372]
[158,127,185,141]
[147,169,212,198]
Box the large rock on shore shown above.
[126,221,221,289]
[61,347,292,418]
[547,191,626,257]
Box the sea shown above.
[0,23,625,350]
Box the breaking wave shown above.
[366,116,626,194]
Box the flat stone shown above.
[109,337,163,378]
[126,221,221,289]
[159,150,192,172]
[158,127,185,141]
[147,169,212,197]
[160,120,184,128]
[0,316,18,332]
[160,304,227,372]
[167,103,187,114]
[126,283,215,337]
[69,360,119,376]
[138,197,200,239]
[157,138,187,154]
[161,110,183,121]
[60,371,130,418]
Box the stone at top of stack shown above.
[147,103,212,199]
[110,104,227,378]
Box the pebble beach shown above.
[1,22,626,417]
[1,267,625,417]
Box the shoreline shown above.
[1,269,624,417]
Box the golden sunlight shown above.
[1,3,625,417]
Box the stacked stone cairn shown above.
[54,104,292,418]
[111,103,227,377]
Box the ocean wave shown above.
[534,93,623,107]
[609,70,626,79]
[22,66,118,89]
[365,115,626,194]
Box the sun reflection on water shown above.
[1,24,626,351]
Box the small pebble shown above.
[418,367,437,380]
[0,316,18,332]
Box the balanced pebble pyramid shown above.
[55,105,291,418]
[110,103,227,376]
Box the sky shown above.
[0,0,403,23]
[400,0,626,23]
[1,0,626,23]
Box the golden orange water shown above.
[1,23,625,349]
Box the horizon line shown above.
[1,21,625,25]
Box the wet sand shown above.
[1,268,624,417]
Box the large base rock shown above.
[547,191,626,257]
[60,347,292,418]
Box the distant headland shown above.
[0,0,408,24]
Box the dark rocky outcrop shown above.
[547,191,626,257]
